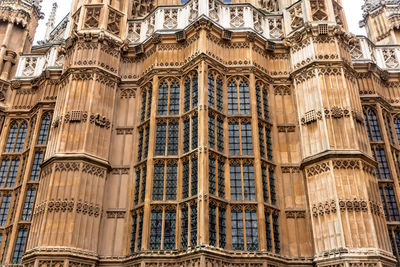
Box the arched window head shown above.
[4,122,27,153]
[157,79,180,116]
[37,114,51,145]
[227,77,250,115]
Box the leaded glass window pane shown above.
[157,82,168,115]
[182,160,189,199]
[263,90,269,121]
[262,166,269,202]
[209,115,215,149]
[208,74,215,107]
[216,78,223,112]
[141,90,147,122]
[266,127,273,161]
[168,122,179,155]
[137,213,143,251]
[259,124,265,158]
[364,109,382,141]
[192,73,198,108]
[229,123,240,155]
[394,117,400,145]
[12,228,27,264]
[164,210,176,250]
[166,164,177,200]
[130,214,137,253]
[6,158,19,187]
[0,159,10,187]
[191,157,198,196]
[153,165,164,201]
[144,127,149,159]
[243,164,255,201]
[209,204,217,246]
[147,88,152,119]
[155,123,167,156]
[190,205,197,246]
[373,147,391,179]
[239,81,250,115]
[0,194,11,225]
[217,118,224,153]
[37,115,50,145]
[137,129,144,161]
[134,169,141,205]
[230,164,241,200]
[265,211,272,251]
[218,160,225,198]
[228,81,238,115]
[181,206,188,248]
[241,123,253,155]
[219,207,226,248]
[245,211,258,251]
[30,151,43,181]
[183,119,190,153]
[209,157,216,195]
[184,78,191,112]
[256,86,262,117]
[269,169,276,205]
[192,116,198,149]
[15,123,27,152]
[141,167,147,202]
[231,211,244,250]
[150,209,163,250]
[273,215,280,253]
[5,124,18,152]
[169,82,180,115]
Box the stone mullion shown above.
[376,104,400,210]
[4,109,43,264]
[248,73,267,251]
[141,75,159,250]
[197,60,207,245]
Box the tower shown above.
[360,0,400,45]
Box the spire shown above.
[45,2,58,41]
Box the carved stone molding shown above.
[90,113,111,129]
[111,167,130,175]
[106,209,126,219]
[39,198,101,218]
[338,198,368,212]
[281,166,301,173]
[277,124,296,132]
[306,162,330,177]
[285,210,306,219]
[116,127,134,135]
[312,200,337,217]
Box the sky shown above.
[34,0,367,43]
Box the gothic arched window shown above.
[184,71,198,112]
[227,78,250,115]
[5,122,27,153]
[157,79,180,116]
[394,117,400,145]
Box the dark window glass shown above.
[243,164,255,201]
[269,169,276,205]
[153,165,164,201]
[216,78,223,112]
[208,74,215,107]
[166,164,177,200]
[182,160,189,199]
[394,229,400,257]
[256,86,262,117]
[239,81,250,115]
[229,123,240,155]
[385,115,395,144]
[191,157,198,196]
[164,210,176,250]
[190,205,197,246]
[137,213,143,251]
[141,167,147,202]
[259,124,265,158]
[0,194,11,225]
[150,209,163,250]
[37,115,50,145]
[12,228,27,264]
[245,211,258,251]
[241,123,253,155]
[262,166,269,202]
[21,188,36,221]
[373,147,391,179]
[134,169,141,205]
[0,159,10,187]
[192,116,198,149]
[141,90,147,122]
[209,204,217,246]
[364,109,382,141]
[6,158,19,187]
[137,129,144,161]
[181,206,188,248]
[147,88,152,119]
[192,73,198,108]
[218,160,225,198]
[266,127,273,160]
[228,81,238,115]
[14,124,27,153]
[184,78,191,112]
[230,164,241,200]
[130,214,137,253]
[30,151,43,181]
[217,118,224,153]
[143,127,149,159]
[394,117,400,145]
[209,157,216,195]
[168,122,179,155]
[273,215,280,253]
[265,211,272,251]
[157,82,168,115]
[209,115,215,149]
[262,90,270,121]
[183,119,190,153]
[5,124,18,152]
[155,123,167,155]
[169,82,180,115]
[231,211,244,250]
[219,207,226,248]
[381,185,400,221]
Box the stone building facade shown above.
[0,0,398,266]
